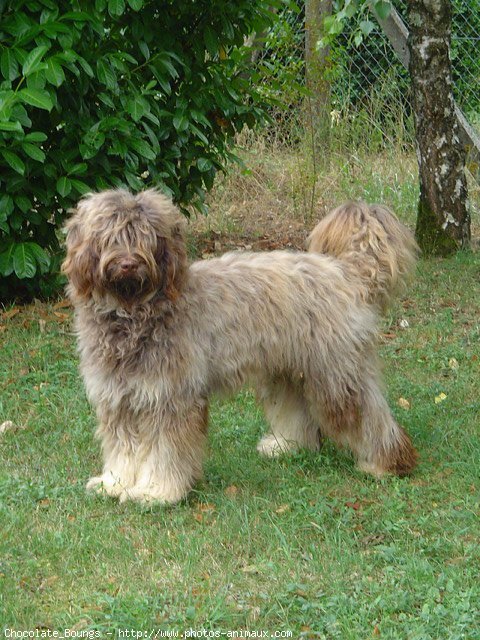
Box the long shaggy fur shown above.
[307,201,419,312]
[63,189,417,504]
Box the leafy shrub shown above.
[0,0,276,299]
[253,2,307,138]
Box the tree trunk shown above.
[305,0,332,159]
[407,0,470,255]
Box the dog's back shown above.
[187,250,377,393]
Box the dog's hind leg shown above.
[120,400,208,504]
[350,376,417,477]
[256,378,322,457]
[309,373,417,477]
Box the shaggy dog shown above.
[63,189,417,504]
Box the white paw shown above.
[256,433,298,458]
[119,483,188,505]
[86,473,126,498]
[356,460,387,478]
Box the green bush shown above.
[0,0,276,299]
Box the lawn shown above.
[1,244,479,637]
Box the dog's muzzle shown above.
[105,257,152,302]
[112,275,145,300]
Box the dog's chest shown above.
[78,311,196,409]
[99,316,173,376]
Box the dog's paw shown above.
[256,433,297,457]
[86,473,126,498]
[119,483,187,505]
[355,460,387,478]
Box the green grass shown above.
[1,252,479,638]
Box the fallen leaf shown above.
[435,392,447,404]
[241,565,260,574]
[224,485,238,497]
[345,501,361,511]
[197,502,215,512]
[19,577,30,590]
[40,575,59,590]
[53,311,70,322]
[399,318,409,329]
[397,397,411,410]
[2,308,19,320]
[275,504,290,514]
[193,502,215,524]
[448,358,459,370]
[381,332,397,340]
[53,299,72,309]
[0,421,16,435]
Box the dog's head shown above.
[62,188,187,309]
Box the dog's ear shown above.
[62,216,99,299]
[155,227,187,302]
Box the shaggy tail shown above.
[307,201,419,312]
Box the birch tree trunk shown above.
[408,0,470,254]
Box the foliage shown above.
[320,0,393,49]
[254,3,305,104]
[240,1,308,144]
[0,0,278,299]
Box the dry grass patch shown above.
[190,134,479,257]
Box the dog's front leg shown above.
[86,415,138,498]
[120,401,209,505]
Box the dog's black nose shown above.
[119,258,138,274]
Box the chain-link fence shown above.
[254,0,480,146]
